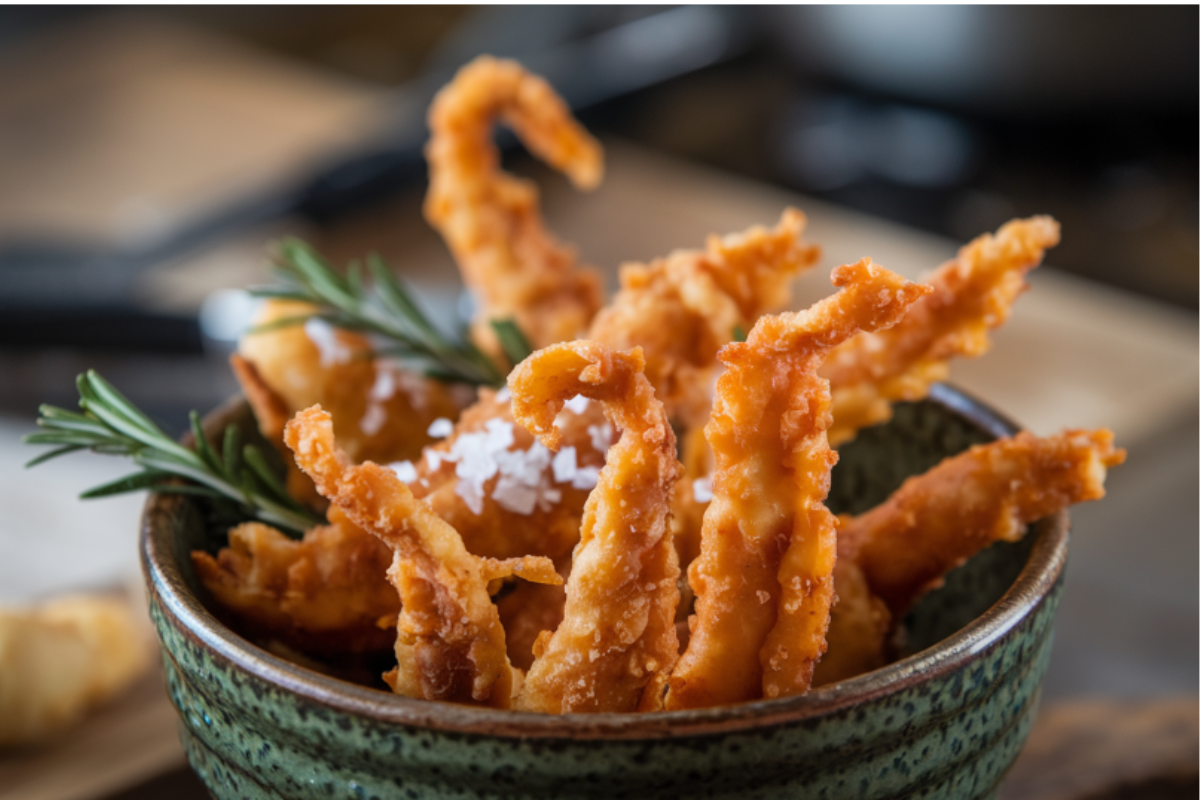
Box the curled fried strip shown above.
[822,216,1061,445]
[285,407,559,708]
[840,428,1125,619]
[508,342,681,713]
[588,208,820,429]
[236,299,460,475]
[424,56,604,353]
[666,260,930,709]
[191,507,399,657]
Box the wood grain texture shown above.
[1000,698,1199,800]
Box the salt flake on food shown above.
[587,422,614,453]
[456,476,485,515]
[563,394,590,415]
[369,362,398,402]
[359,403,387,436]
[492,475,539,515]
[427,418,455,438]
[572,465,601,490]
[389,461,418,483]
[552,447,579,483]
[692,476,713,503]
[303,318,354,367]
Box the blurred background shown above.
[0,6,1195,799]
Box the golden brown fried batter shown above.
[191,507,399,657]
[588,208,820,429]
[285,407,559,708]
[424,56,604,354]
[821,216,1061,445]
[811,557,892,687]
[405,388,611,669]
[236,299,461,467]
[508,342,682,713]
[666,260,930,709]
[840,428,1125,618]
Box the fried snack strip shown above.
[588,208,820,429]
[405,388,611,670]
[424,56,603,354]
[191,507,399,657]
[235,300,461,506]
[821,216,1061,445]
[810,557,892,687]
[840,428,1125,619]
[666,260,930,709]
[285,407,559,708]
[0,595,150,747]
[508,342,681,713]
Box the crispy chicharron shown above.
[822,216,1060,445]
[424,56,604,354]
[666,260,930,709]
[285,406,559,708]
[508,341,681,713]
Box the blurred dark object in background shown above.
[0,3,1194,366]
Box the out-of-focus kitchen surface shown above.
[0,7,1194,800]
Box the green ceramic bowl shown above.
[140,383,1068,799]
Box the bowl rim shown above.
[141,382,1068,740]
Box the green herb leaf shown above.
[490,318,534,367]
[248,238,517,387]
[25,371,322,537]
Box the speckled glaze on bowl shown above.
[141,383,1068,800]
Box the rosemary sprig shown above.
[250,239,532,386]
[23,371,321,537]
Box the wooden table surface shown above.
[1,11,1195,800]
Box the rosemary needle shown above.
[249,239,533,387]
[23,370,320,537]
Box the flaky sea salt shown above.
[492,475,539,515]
[359,403,387,436]
[389,461,418,483]
[587,422,614,453]
[571,465,600,490]
[427,418,454,438]
[563,394,591,415]
[303,318,353,367]
[552,447,579,484]
[692,476,713,503]
[434,419,560,516]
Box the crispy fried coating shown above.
[665,260,930,709]
[424,56,604,354]
[840,428,1125,618]
[410,388,606,564]
[236,299,460,466]
[285,407,559,708]
[811,557,892,687]
[671,425,712,577]
[822,216,1061,445]
[508,342,682,713]
[191,508,399,657]
[229,352,325,511]
[406,388,610,669]
[0,595,151,747]
[588,208,820,429]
